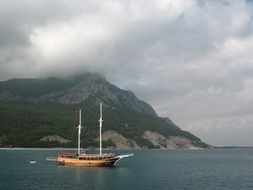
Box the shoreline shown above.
[1,146,252,151]
[214,146,253,149]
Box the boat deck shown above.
[58,152,115,160]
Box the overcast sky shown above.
[1,0,253,146]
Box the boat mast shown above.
[99,102,103,155]
[77,109,82,155]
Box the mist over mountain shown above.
[0,73,209,149]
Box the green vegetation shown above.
[0,101,207,148]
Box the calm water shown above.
[1,148,253,190]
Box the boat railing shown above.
[58,152,115,159]
[58,152,78,158]
[78,153,115,158]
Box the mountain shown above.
[0,73,209,149]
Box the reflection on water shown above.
[55,163,132,189]
[1,149,253,190]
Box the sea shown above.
[0,148,253,190]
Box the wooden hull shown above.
[57,153,120,167]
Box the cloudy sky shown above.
[1,0,253,146]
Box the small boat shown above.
[57,102,133,167]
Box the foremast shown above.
[99,102,103,155]
[77,109,82,155]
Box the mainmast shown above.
[99,102,103,155]
[77,109,82,155]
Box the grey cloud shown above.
[1,0,253,146]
